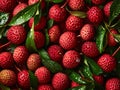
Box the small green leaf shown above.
[113,34,120,43]
[96,25,107,53]
[38,49,63,73]
[29,70,38,89]
[47,19,54,29]
[25,22,37,52]
[0,12,9,26]
[0,84,10,90]
[69,85,86,90]
[85,56,103,75]
[45,29,50,47]
[109,0,120,24]
[9,3,39,26]
[85,0,91,5]
[52,0,63,3]
[0,27,6,39]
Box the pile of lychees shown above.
[0,0,120,90]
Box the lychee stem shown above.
[112,46,120,57]
[0,41,11,49]
[61,0,69,8]
[15,65,21,72]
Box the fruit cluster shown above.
[0,0,120,90]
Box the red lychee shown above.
[52,72,70,90]
[106,78,120,90]
[97,54,116,72]
[0,69,16,86]
[29,17,46,31]
[6,25,26,45]
[49,4,67,22]
[81,41,100,58]
[68,0,85,10]
[47,45,64,62]
[59,31,77,50]
[48,25,61,43]
[0,52,14,69]
[71,81,80,88]
[62,50,81,69]
[93,75,104,85]
[27,53,41,71]
[66,15,83,31]
[35,67,51,84]
[38,84,54,90]
[92,0,105,5]
[13,46,29,64]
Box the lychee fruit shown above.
[13,46,29,64]
[34,31,45,49]
[17,70,30,89]
[105,78,120,90]
[0,0,17,13]
[81,41,100,58]
[108,29,118,46]
[0,52,14,69]
[47,45,64,62]
[48,25,61,43]
[93,75,104,85]
[38,84,54,90]
[59,31,77,50]
[13,3,28,16]
[29,17,46,31]
[0,69,16,86]
[97,54,116,72]
[6,25,26,45]
[68,0,85,10]
[35,66,51,84]
[66,15,83,31]
[104,1,113,17]
[87,6,103,24]
[52,72,70,90]
[80,24,95,41]
[27,53,41,71]
[62,50,81,69]
[92,0,105,5]
[71,81,80,88]
[49,4,67,22]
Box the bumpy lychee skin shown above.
[81,41,100,58]
[27,53,41,71]
[80,24,95,41]
[59,31,77,50]
[68,0,85,10]
[92,0,105,5]
[108,29,118,46]
[29,17,46,31]
[0,52,14,69]
[17,70,30,89]
[34,31,45,49]
[48,25,61,43]
[35,67,51,84]
[49,4,67,22]
[0,69,16,86]
[66,15,83,31]
[97,54,116,72]
[13,3,28,16]
[0,0,17,12]
[93,75,104,85]
[105,78,120,90]
[47,45,64,62]
[87,6,103,24]
[52,72,70,90]
[104,1,113,17]
[38,84,54,90]
[71,81,80,88]
[63,50,81,69]
[13,46,29,64]
[6,25,26,45]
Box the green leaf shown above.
[29,70,38,89]
[85,0,91,5]
[25,22,37,52]
[47,19,54,29]
[45,29,50,47]
[69,85,86,90]
[52,0,63,3]
[0,27,6,39]
[0,12,9,26]
[109,0,120,24]
[111,20,120,30]
[96,25,107,53]
[113,34,120,43]
[9,3,39,26]
[38,49,63,73]
[85,57,103,75]
[0,84,10,90]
